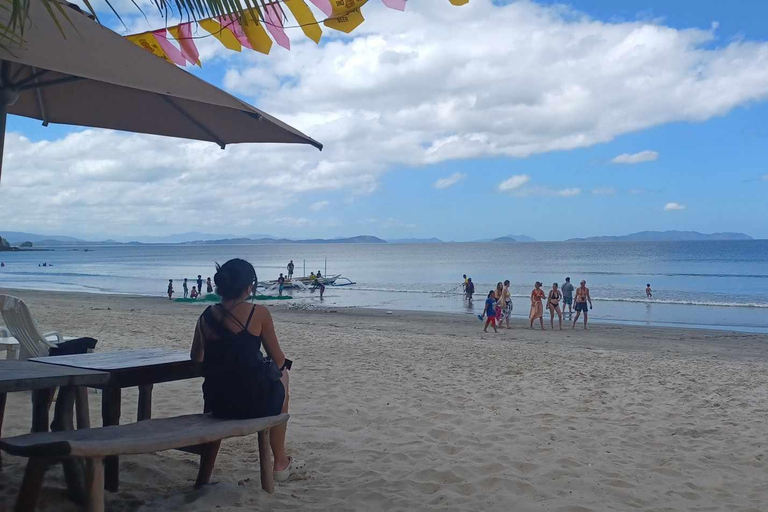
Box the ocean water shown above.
[0,240,767,333]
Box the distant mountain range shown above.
[387,238,443,244]
[567,231,753,242]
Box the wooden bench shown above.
[0,412,289,512]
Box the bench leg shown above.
[0,392,6,470]
[15,458,48,512]
[101,387,121,492]
[194,441,221,488]
[137,384,153,421]
[258,429,275,494]
[85,458,105,512]
[76,387,91,429]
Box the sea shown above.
[1,240,767,333]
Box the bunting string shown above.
[125,0,469,66]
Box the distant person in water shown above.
[1,262,4,267]
[317,271,323,279]
[480,290,498,333]
[287,260,294,279]
[646,284,652,298]
[309,271,316,281]
[529,282,546,329]
[572,280,592,329]
[561,277,574,315]
[207,277,213,294]
[277,273,286,296]
[548,283,563,330]
[465,278,475,301]
[191,286,199,299]
[168,279,174,300]
[183,278,189,299]
[462,274,468,292]
[197,275,203,295]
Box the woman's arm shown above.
[259,309,287,368]
[190,317,205,363]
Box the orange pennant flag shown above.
[127,32,173,63]
[199,18,242,52]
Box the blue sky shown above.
[3,0,768,241]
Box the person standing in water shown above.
[561,277,574,315]
[183,278,189,299]
[646,284,652,298]
[462,274,468,292]
[572,280,592,329]
[465,278,475,301]
[168,279,174,300]
[547,283,563,330]
[207,277,213,294]
[287,260,295,279]
[277,273,286,296]
[197,275,204,295]
[481,290,498,333]
[529,282,546,329]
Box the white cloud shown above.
[611,150,660,164]
[592,187,617,196]
[498,174,530,192]
[7,0,768,234]
[310,200,330,211]
[664,202,686,211]
[762,174,768,181]
[515,187,581,197]
[433,172,466,189]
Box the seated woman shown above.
[190,258,300,482]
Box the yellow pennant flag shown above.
[127,32,172,63]
[284,0,322,44]
[325,0,368,33]
[199,18,242,52]
[239,17,273,55]
[449,0,470,5]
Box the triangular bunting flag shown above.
[199,18,243,52]
[264,3,291,50]
[325,0,368,33]
[168,23,201,66]
[217,15,253,50]
[153,29,187,66]
[449,0,469,5]
[126,32,173,64]
[382,0,406,11]
[239,16,273,55]
[309,0,333,17]
[284,0,323,44]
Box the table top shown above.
[31,348,203,388]
[0,360,109,393]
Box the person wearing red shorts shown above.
[481,290,498,333]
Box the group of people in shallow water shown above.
[465,275,594,331]
[167,274,214,300]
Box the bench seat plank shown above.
[0,413,289,458]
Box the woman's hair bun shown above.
[213,259,256,299]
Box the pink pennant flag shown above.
[308,0,333,17]
[382,0,406,11]
[217,15,253,50]
[172,23,201,66]
[264,4,291,50]
[153,29,187,66]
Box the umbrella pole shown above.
[0,96,7,184]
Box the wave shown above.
[536,270,768,279]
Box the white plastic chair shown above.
[0,295,65,361]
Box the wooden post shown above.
[85,458,105,512]
[0,392,6,470]
[75,387,91,429]
[14,458,48,512]
[101,387,121,492]
[258,429,274,494]
[194,441,221,488]
[137,384,153,421]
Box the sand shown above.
[1,288,767,511]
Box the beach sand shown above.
[1,288,767,511]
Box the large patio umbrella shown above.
[0,1,322,183]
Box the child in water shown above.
[646,284,652,298]
[167,279,174,300]
[190,286,199,299]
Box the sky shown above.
[2,0,768,242]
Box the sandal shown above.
[274,457,305,483]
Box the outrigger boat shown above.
[258,274,356,290]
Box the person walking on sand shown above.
[465,278,475,301]
[197,275,204,295]
[501,280,513,328]
[646,284,652,299]
[547,283,563,330]
[529,282,546,329]
[287,260,294,279]
[168,279,174,300]
[183,278,189,299]
[277,273,286,297]
[207,277,213,294]
[561,277,574,315]
[572,280,593,329]
[480,290,498,333]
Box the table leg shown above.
[31,388,54,433]
[101,387,121,492]
[0,392,6,470]
[137,384,153,421]
[51,386,86,505]
[75,387,91,429]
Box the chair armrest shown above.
[43,331,64,346]
[0,326,9,337]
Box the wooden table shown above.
[31,349,203,491]
[0,360,109,502]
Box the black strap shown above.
[244,305,257,330]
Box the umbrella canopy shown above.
[0,1,322,182]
